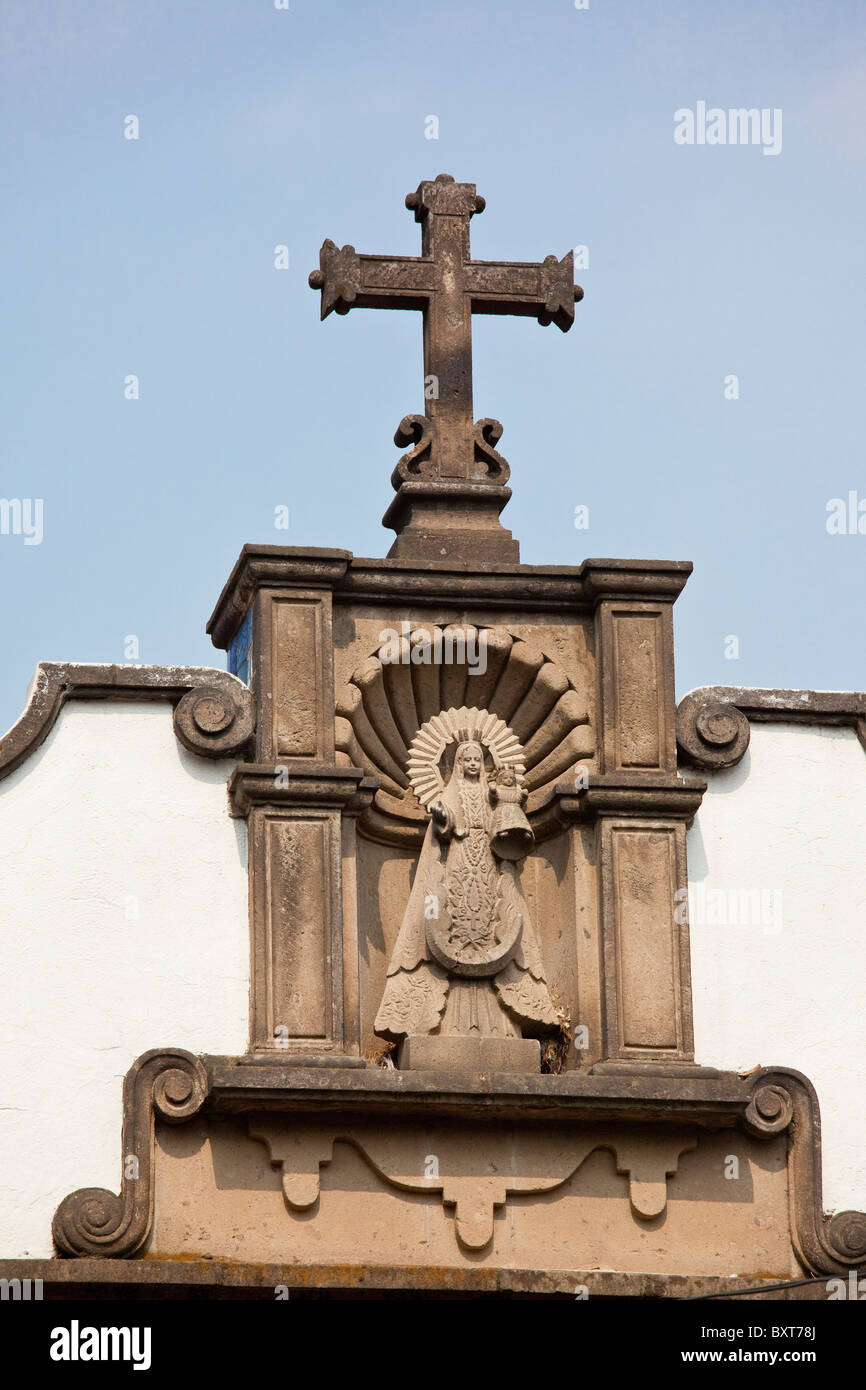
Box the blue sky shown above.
[2,0,864,734]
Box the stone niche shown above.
[341,609,596,1067]
[212,547,701,1075]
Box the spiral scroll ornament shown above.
[676,693,750,770]
[173,681,255,759]
[744,1082,795,1137]
[741,1069,866,1274]
[827,1210,866,1263]
[52,1050,208,1258]
[52,1187,126,1259]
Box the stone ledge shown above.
[206,1056,738,1121]
[0,1258,824,1300]
[49,1052,866,1277]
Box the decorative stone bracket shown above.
[53,1050,208,1258]
[249,1122,698,1251]
[51,1051,866,1275]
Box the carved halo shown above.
[407,705,525,809]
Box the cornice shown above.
[228,762,377,818]
[677,685,866,771]
[552,773,706,823]
[0,663,255,781]
[206,546,694,648]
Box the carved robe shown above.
[374,750,558,1042]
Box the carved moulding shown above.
[677,685,866,771]
[51,1051,866,1276]
[0,663,255,781]
[206,552,694,655]
[335,624,594,845]
[250,1121,697,1252]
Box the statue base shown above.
[398,1034,541,1073]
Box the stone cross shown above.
[308,173,583,560]
[309,173,582,478]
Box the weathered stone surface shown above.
[0,664,255,780]
[51,1050,866,1283]
[399,1034,541,1073]
[335,623,595,847]
[677,684,866,769]
[0,1257,831,1299]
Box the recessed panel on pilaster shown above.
[599,602,677,774]
[600,818,693,1062]
[250,807,344,1053]
[254,589,335,764]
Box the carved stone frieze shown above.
[249,1120,698,1252]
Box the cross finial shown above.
[309,174,583,562]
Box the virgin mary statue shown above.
[374,707,559,1045]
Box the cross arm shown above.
[309,240,435,319]
[464,252,583,331]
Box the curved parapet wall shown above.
[680,690,866,1215]
[677,685,866,771]
[0,663,256,781]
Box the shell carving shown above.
[335,625,594,845]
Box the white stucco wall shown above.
[686,722,866,1214]
[0,702,249,1258]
